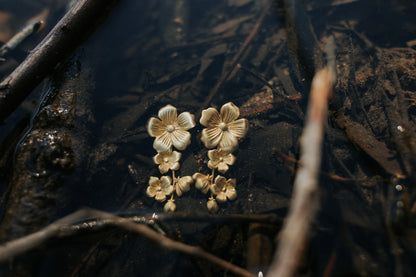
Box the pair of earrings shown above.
[145,102,249,212]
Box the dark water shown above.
[1,0,416,276]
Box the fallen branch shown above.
[0,0,121,122]
[0,209,256,277]
[267,66,334,277]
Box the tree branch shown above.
[0,0,121,122]
[267,66,334,277]
[0,209,256,277]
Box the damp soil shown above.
[1,0,416,276]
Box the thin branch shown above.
[267,66,334,277]
[0,209,256,277]
[0,0,121,122]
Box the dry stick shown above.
[197,5,269,118]
[266,67,334,277]
[0,209,256,277]
[0,0,121,122]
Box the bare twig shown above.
[267,66,334,277]
[0,0,121,122]
[0,209,256,277]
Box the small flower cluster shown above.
[145,102,248,213]
[193,102,248,212]
[146,105,195,212]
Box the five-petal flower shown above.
[146,176,173,202]
[210,176,237,203]
[200,102,248,152]
[153,151,181,174]
[207,149,236,174]
[147,105,195,152]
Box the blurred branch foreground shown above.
[267,66,334,277]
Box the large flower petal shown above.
[158,105,177,125]
[171,129,191,150]
[201,127,222,148]
[228,118,249,139]
[153,132,172,152]
[219,131,238,152]
[176,112,195,130]
[147,117,166,137]
[220,102,240,123]
[200,108,220,127]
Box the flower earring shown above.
[146,105,195,212]
[145,102,248,213]
[193,102,249,212]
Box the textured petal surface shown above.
[201,127,222,148]
[226,187,237,201]
[216,193,227,203]
[155,192,167,202]
[153,132,172,152]
[228,118,249,139]
[170,151,181,162]
[171,130,191,150]
[217,163,229,174]
[158,163,170,174]
[146,186,157,197]
[211,175,226,194]
[153,153,162,165]
[147,117,165,137]
[170,162,180,171]
[148,176,160,186]
[220,102,240,123]
[193,173,210,194]
[223,153,236,165]
[160,176,172,191]
[207,149,218,161]
[200,108,220,127]
[158,105,177,125]
[207,159,217,170]
[176,112,195,130]
[219,131,238,152]
[176,176,192,196]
